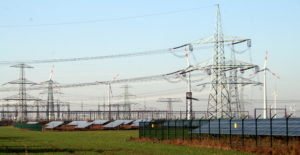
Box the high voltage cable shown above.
[0,6,213,28]
[0,70,186,92]
[0,68,208,92]
[0,36,243,65]
[0,45,213,65]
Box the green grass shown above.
[0,126,254,155]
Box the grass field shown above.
[0,126,254,155]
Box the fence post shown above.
[161,120,164,140]
[208,118,211,138]
[218,119,221,140]
[189,120,192,140]
[242,118,245,146]
[155,121,157,139]
[199,119,201,140]
[151,111,154,120]
[141,122,145,138]
[175,120,177,139]
[167,120,169,140]
[229,118,232,146]
[270,114,276,147]
[286,114,293,146]
[182,120,185,140]
[150,121,152,138]
[255,114,261,147]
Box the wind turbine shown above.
[250,51,280,119]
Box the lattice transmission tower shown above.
[206,5,230,118]
[2,63,40,121]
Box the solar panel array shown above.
[67,121,87,126]
[76,122,94,129]
[45,119,142,129]
[104,120,133,128]
[93,120,109,125]
[46,121,64,129]
[132,120,150,127]
[191,118,300,136]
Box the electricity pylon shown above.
[181,5,260,119]
[2,63,40,122]
[157,98,181,119]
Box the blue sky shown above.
[0,0,299,114]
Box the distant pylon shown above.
[228,45,241,118]
[2,63,39,122]
[157,98,181,119]
[40,65,63,121]
[121,85,135,119]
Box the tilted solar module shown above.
[76,122,94,129]
[132,120,151,127]
[46,121,64,129]
[123,120,134,125]
[103,120,133,128]
[93,120,109,125]
[67,121,87,126]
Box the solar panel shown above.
[67,121,87,126]
[46,121,64,129]
[123,120,133,125]
[76,122,94,129]
[191,118,300,136]
[104,120,133,128]
[93,120,109,125]
[132,120,151,127]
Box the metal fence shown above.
[139,117,300,147]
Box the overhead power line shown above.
[0,6,212,28]
[0,45,214,65]
[0,68,190,92]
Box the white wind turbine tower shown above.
[251,51,280,119]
